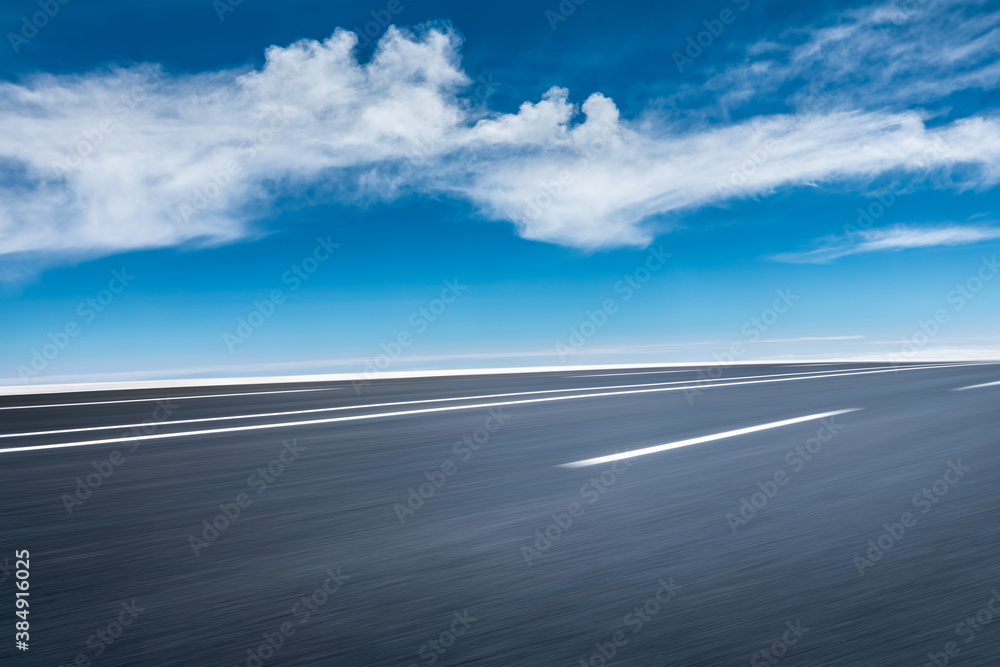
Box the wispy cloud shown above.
[770,224,1000,263]
[1,0,999,270]
[684,0,1000,114]
[755,335,865,342]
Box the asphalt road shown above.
[1,361,1000,666]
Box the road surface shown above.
[1,361,999,666]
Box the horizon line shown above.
[1,358,997,397]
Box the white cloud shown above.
[770,224,1000,263]
[1,2,999,267]
[690,0,1000,113]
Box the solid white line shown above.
[1,363,861,412]
[558,409,862,468]
[0,362,966,440]
[579,363,857,377]
[2,358,931,396]
[951,380,1000,391]
[575,370,697,377]
[788,363,846,367]
[0,363,855,411]
[0,387,340,411]
[574,361,944,386]
[0,361,969,412]
[0,364,975,455]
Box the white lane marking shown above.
[0,361,966,413]
[0,364,852,411]
[788,363,846,367]
[578,363,859,377]
[0,359,893,397]
[0,362,966,440]
[0,364,975,454]
[575,370,697,377]
[576,361,951,387]
[952,379,1000,391]
[559,409,862,468]
[0,387,340,411]
[0,364,834,412]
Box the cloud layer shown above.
[686,0,1000,113]
[771,223,1000,263]
[1,1,999,263]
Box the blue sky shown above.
[2,0,999,384]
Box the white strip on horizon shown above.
[558,409,862,468]
[0,360,959,414]
[0,362,970,440]
[3,358,994,397]
[952,380,1000,391]
[0,364,975,454]
[0,361,831,396]
[0,387,340,411]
